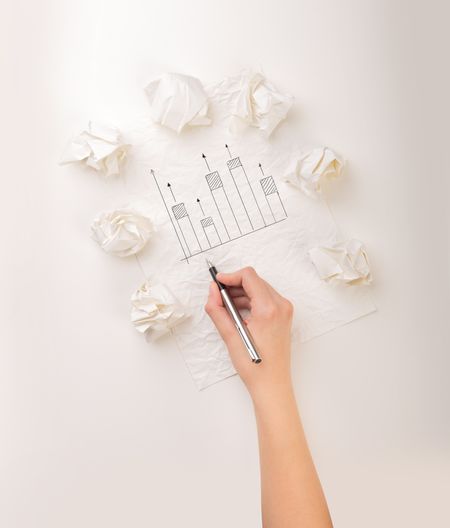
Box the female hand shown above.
[205,266,294,400]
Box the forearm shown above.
[205,268,332,526]
[252,384,332,528]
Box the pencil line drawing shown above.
[179,219,287,261]
[151,169,189,261]
[227,156,266,229]
[205,170,240,238]
[151,151,288,263]
[260,175,288,219]
[225,143,233,159]
[202,153,210,171]
[201,216,222,248]
[167,182,176,201]
[172,203,202,256]
[226,157,254,229]
[196,198,205,216]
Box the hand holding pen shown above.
[207,259,262,363]
[205,265,294,396]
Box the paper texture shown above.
[309,239,372,285]
[91,208,154,257]
[60,121,128,177]
[145,73,211,133]
[131,281,190,341]
[211,70,294,136]
[122,81,375,389]
[283,146,344,198]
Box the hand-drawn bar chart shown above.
[151,147,288,262]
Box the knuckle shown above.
[243,266,256,276]
[259,299,293,320]
[204,303,213,315]
[261,303,277,319]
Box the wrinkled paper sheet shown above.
[123,83,376,390]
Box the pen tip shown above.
[205,258,213,268]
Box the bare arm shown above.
[205,267,332,528]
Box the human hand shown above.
[205,267,294,401]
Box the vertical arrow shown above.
[202,153,210,172]
[151,169,188,261]
[259,163,265,176]
[167,182,176,202]
[225,144,232,159]
[196,198,205,216]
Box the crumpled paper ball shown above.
[283,147,344,198]
[91,208,154,257]
[144,73,211,134]
[219,70,293,136]
[60,121,129,177]
[308,239,372,285]
[131,281,190,341]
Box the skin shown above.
[205,266,333,528]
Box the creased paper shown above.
[125,103,376,389]
[309,239,372,285]
[91,208,154,257]
[131,281,190,341]
[212,70,293,136]
[144,73,211,134]
[60,121,128,177]
[283,147,344,198]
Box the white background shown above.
[1,0,449,526]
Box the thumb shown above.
[204,282,236,344]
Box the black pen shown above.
[206,259,262,364]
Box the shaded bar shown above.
[259,176,288,222]
[227,157,265,231]
[172,203,202,255]
[205,171,240,239]
[200,216,221,248]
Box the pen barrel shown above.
[220,289,262,363]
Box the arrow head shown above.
[259,163,261,167]
[202,153,206,158]
[196,198,200,202]
[167,182,171,187]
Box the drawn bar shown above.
[200,216,221,248]
[227,157,266,231]
[259,177,288,222]
[171,203,202,256]
[205,171,240,239]
[260,176,278,196]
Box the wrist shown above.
[249,377,295,409]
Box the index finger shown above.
[216,267,271,301]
